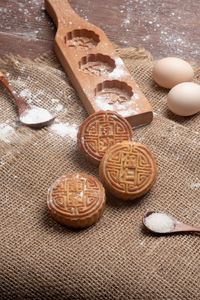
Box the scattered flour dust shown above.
[191,183,200,190]
[15,85,66,115]
[51,99,65,113]
[20,107,53,125]
[18,88,45,105]
[50,122,78,140]
[108,57,128,79]
[54,103,63,112]
[0,124,16,143]
[145,212,174,233]
[19,89,32,99]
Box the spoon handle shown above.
[174,222,200,233]
[0,72,29,114]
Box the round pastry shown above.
[47,173,106,228]
[99,141,157,200]
[77,110,133,165]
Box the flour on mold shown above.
[108,57,128,79]
[95,94,139,116]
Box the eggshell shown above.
[153,57,194,89]
[167,82,200,116]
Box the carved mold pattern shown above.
[65,29,100,50]
[95,80,133,104]
[79,54,115,76]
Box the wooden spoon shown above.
[0,72,55,129]
[143,211,200,234]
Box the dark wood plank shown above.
[0,0,199,63]
[0,32,53,59]
[0,0,55,40]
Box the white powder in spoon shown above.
[145,212,174,233]
[20,106,53,125]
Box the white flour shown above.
[191,183,200,190]
[18,88,45,104]
[95,94,139,116]
[51,99,65,113]
[54,103,64,112]
[145,212,174,233]
[108,57,128,79]
[50,122,78,140]
[0,124,16,143]
[20,106,53,125]
[19,89,32,99]
[10,76,67,115]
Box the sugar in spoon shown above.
[143,211,200,234]
[0,72,55,129]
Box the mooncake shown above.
[99,141,157,200]
[47,173,106,228]
[78,110,133,165]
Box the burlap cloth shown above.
[0,47,200,300]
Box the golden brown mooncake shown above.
[77,110,133,165]
[99,141,157,200]
[47,173,106,228]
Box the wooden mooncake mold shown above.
[45,0,153,127]
[99,141,157,200]
[77,110,133,165]
[47,173,106,228]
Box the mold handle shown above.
[45,0,80,27]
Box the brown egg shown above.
[167,82,200,116]
[153,57,194,89]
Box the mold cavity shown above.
[95,80,133,106]
[65,29,100,49]
[79,54,116,76]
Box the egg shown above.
[153,57,194,89]
[167,82,200,116]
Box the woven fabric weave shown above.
[0,48,200,300]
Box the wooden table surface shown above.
[0,0,199,63]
